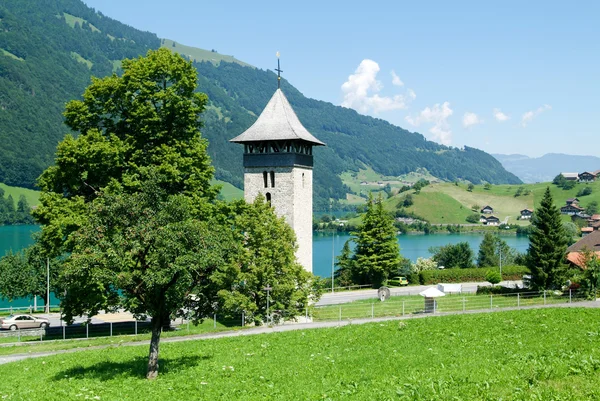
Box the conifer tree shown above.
[526,187,568,289]
[477,232,497,267]
[352,193,401,287]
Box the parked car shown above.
[0,314,50,330]
[388,276,409,287]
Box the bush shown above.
[418,265,530,285]
[577,186,593,197]
[476,285,532,295]
[485,270,502,285]
[466,213,480,223]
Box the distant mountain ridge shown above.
[493,153,600,183]
[0,0,521,210]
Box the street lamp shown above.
[263,285,272,325]
[330,200,335,294]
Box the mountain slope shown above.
[0,0,521,211]
[494,153,600,183]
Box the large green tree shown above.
[34,48,216,255]
[430,242,474,269]
[213,196,316,325]
[477,233,515,268]
[351,193,401,287]
[33,49,223,379]
[525,187,568,289]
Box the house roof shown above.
[481,205,493,209]
[520,208,534,213]
[594,169,600,176]
[566,251,600,268]
[229,88,325,146]
[567,230,600,252]
[566,198,580,203]
[419,287,446,297]
[486,215,500,221]
[591,214,600,221]
[580,171,597,176]
[562,173,579,178]
[582,227,594,233]
[561,204,585,211]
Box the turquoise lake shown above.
[0,226,530,308]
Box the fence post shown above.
[402,301,405,316]
[462,297,466,312]
[305,307,308,321]
[517,293,520,308]
[569,289,572,304]
[86,323,89,339]
[18,328,20,343]
[339,306,342,322]
[242,312,245,327]
[214,313,217,329]
[371,303,374,319]
[63,324,65,340]
[544,290,546,305]
[110,322,113,337]
[490,295,493,310]
[135,320,138,335]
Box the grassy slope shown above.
[160,39,253,68]
[213,180,243,201]
[1,308,599,400]
[0,183,39,207]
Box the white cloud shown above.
[462,112,483,128]
[521,104,551,127]
[493,108,510,122]
[391,70,404,86]
[341,59,415,114]
[405,102,453,145]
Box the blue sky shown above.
[82,0,598,157]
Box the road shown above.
[316,280,522,305]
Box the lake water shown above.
[0,225,530,307]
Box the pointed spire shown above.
[275,51,282,89]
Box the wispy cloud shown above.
[391,70,404,86]
[341,59,415,114]
[521,104,551,127]
[462,112,483,128]
[405,102,453,145]
[493,108,509,122]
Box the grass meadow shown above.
[1,308,600,400]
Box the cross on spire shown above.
[275,51,283,89]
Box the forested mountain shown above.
[0,0,521,210]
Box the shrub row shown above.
[419,265,530,285]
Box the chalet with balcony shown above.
[562,172,580,181]
[566,198,580,206]
[520,208,534,220]
[484,215,500,226]
[579,171,597,182]
[561,203,585,215]
[480,205,494,214]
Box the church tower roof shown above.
[230,88,325,146]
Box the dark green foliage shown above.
[577,186,593,197]
[484,183,491,190]
[419,265,529,284]
[350,193,401,287]
[0,0,521,207]
[526,187,568,289]
[477,233,515,267]
[430,242,474,268]
[467,183,474,192]
[334,240,355,287]
[586,201,599,215]
[0,191,34,225]
[580,254,600,299]
[466,213,481,223]
[402,194,414,207]
[514,186,524,197]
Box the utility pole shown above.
[263,285,272,325]
[330,199,335,294]
[46,257,50,313]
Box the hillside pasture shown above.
[1,308,600,400]
[161,39,253,68]
[0,183,39,207]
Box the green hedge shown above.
[419,265,530,285]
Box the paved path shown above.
[0,300,597,366]
[317,280,522,305]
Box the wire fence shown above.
[0,289,591,346]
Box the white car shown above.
[0,314,50,330]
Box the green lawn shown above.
[161,39,253,68]
[213,180,243,201]
[0,183,39,207]
[1,308,600,400]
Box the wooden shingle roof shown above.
[567,230,600,252]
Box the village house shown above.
[484,215,500,226]
[578,171,597,182]
[582,227,594,237]
[561,172,580,181]
[561,203,585,215]
[566,198,580,206]
[479,215,488,223]
[566,230,600,269]
[520,208,534,220]
[480,205,494,214]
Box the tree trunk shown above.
[147,317,162,380]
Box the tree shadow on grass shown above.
[52,354,212,381]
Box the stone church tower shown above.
[230,71,325,273]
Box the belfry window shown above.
[266,192,271,205]
[270,171,275,188]
[263,171,268,188]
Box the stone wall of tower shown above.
[244,165,313,273]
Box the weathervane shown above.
[275,51,283,89]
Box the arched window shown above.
[266,192,271,205]
[263,171,268,188]
[270,171,275,188]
